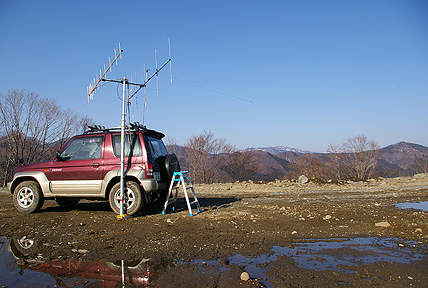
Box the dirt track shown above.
[1,175,428,287]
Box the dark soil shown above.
[1,175,428,287]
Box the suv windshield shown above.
[146,136,167,159]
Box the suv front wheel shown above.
[13,181,44,213]
[109,181,144,216]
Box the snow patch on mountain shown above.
[245,146,312,154]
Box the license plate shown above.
[153,172,161,181]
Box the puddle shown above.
[395,201,428,212]
[192,237,427,288]
[276,237,426,272]
[1,236,427,287]
[0,236,152,287]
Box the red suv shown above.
[7,124,180,216]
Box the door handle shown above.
[92,163,100,168]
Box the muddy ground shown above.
[1,175,428,287]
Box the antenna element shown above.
[87,43,123,102]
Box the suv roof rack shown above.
[85,125,108,133]
[85,122,164,138]
[85,122,147,134]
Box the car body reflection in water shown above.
[0,236,151,287]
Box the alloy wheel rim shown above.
[114,188,135,210]
[17,187,34,208]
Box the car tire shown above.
[164,153,181,179]
[109,181,144,216]
[55,198,80,210]
[13,181,44,213]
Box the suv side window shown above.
[60,136,104,161]
[146,136,167,159]
[112,134,142,157]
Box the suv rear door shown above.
[144,134,168,182]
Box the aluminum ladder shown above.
[162,170,201,216]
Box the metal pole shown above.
[143,67,147,126]
[121,259,126,287]
[119,77,127,218]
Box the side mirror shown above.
[56,151,70,161]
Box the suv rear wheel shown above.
[109,181,144,216]
[13,181,44,213]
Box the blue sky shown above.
[1,0,427,151]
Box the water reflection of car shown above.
[7,236,152,287]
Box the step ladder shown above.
[162,170,201,216]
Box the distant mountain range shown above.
[246,141,428,180]
[248,141,428,169]
[168,141,428,182]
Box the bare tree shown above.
[184,131,228,184]
[343,135,380,180]
[289,154,325,180]
[222,147,260,182]
[0,89,91,185]
[326,144,348,180]
[0,137,14,186]
[325,135,380,181]
[164,136,179,155]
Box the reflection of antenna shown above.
[87,43,123,102]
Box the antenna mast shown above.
[143,64,148,126]
[87,40,172,219]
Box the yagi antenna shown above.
[87,43,123,102]
[127,39,172,102]
[86,40,172,219]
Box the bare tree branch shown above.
[0,89,92,185]
[184,131,228,184]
